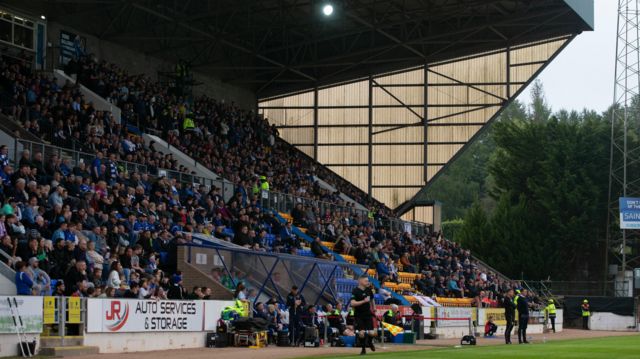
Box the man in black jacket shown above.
[503,289,516,344]
[167,274,187,299]
[300,305,323,343]
[286,286,306,345]
[64,259,88,296]
[516,289,530,344]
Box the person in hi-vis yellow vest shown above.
[260,175,270,191]
[544,299,557,333]
[581,299,590,330]
[182,116,195,131]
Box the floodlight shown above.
[322,4,334,16]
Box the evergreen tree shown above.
[529,80,552,123]
[427,83,626,280]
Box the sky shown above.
[520,0,616,113]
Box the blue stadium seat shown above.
[336,278,358,293]
[265,234,276,247]
[374,294,385,305]
[159,251,169,264]
[297,249,314,257]
[49,279,57,296]
[222,228,235,238]
[337,292,352,305]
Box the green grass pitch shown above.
[300,335,640,359]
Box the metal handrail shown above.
[472,256,511,283]
[0,113,44,144]
[10,137,237,199]
[8,138,431,235]
[0,248,16,284]
[0,260,15,284]
[523,280,616,297]
[181,242,366,270]
[0,248,13,263]
[5,140,509,283]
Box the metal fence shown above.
[524,280,617,297]
[9,138,236,202]
[182,243,367,307]
[42,296,87,338]
[259,189,366,219]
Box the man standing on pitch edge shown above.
[503,288,516,344]
[516,289,530,344]
[350,274,377,355]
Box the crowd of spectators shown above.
[64,54,389,214]
[1,137,308,298]
[0,51,536,311]
[290,201,523,303]
[1,51,393,224]
[0,56,193,177]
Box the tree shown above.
[424,83,638,280]
[488,193,548,279]
[481,112,610,280]
[458,202,491,255]
[529,80,551,123]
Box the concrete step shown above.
[40,336,84,347]
[40,346,99,357]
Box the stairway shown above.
[39,336,99,357]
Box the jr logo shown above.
[105,301,129,332]
[106,301,121,320]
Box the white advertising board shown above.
[0,296,43,334]
[87,298,204,333]
[435,307,473,327]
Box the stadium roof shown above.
[9,0,593,97]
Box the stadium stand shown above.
[0,1,597,356]
[0,50,540,312]
[66,55,388,213]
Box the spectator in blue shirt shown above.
[15,261,34,295]
[106,153,119,185]
[64,222,79,245]
[59,159,72,177]
[376,260,391,282]
[134,214,152,232]
[0,145,9,168]
[448,276,463,298]
[51,221,67,243]
[22,196,39,226]
[0,164,13,187]
[123,213,139,244]
[170,221,184,235]
[26,85,37,104]
[91,152,104,180]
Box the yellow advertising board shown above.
[68,297,81,324]
[43,296,56,324]
[479,308,507,326]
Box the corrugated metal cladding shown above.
[258,37,571,209]
[401,204,442,232]
[401,206,433,226]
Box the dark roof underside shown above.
[7,0,593,97]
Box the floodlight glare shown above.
[322,4,334,16]
[40,15,46,20]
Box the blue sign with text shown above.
[619,197,640,229]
